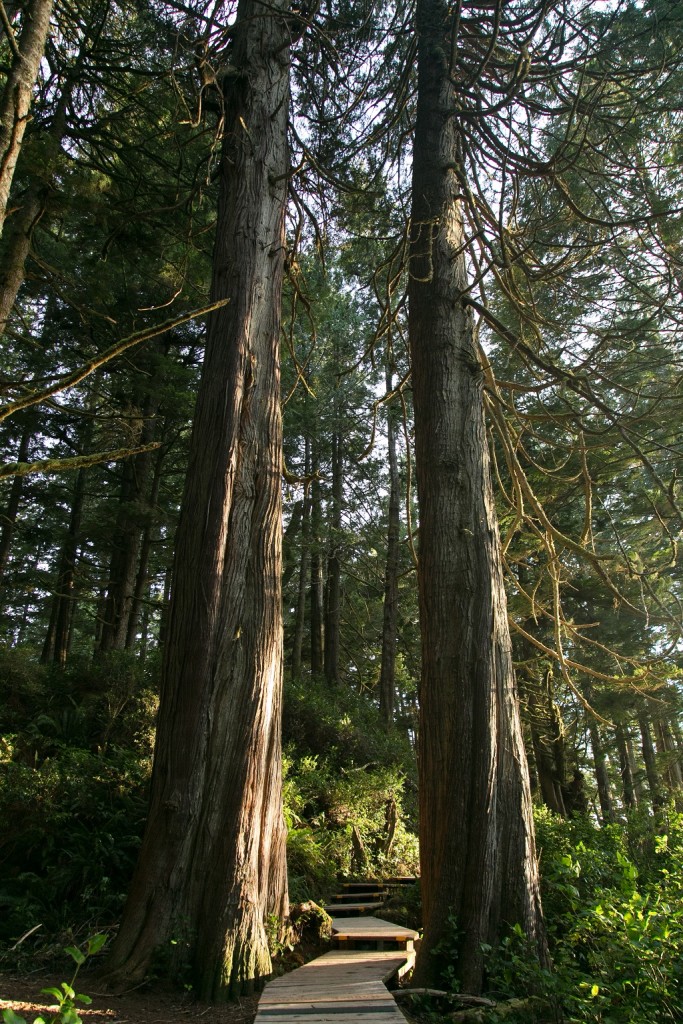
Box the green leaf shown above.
[75,995,92,1005]
[86,934,107,955]
[64,947,86,966]
[2,1010,27,1024]
[40,987,63,1001]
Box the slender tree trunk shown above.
[324,429,342,684]
[409,0,545,993]
[125,442,165,650]
[656,719,683,789]
[528,671,567,816]
[100,409,157,651]
[51,465,87,667]
[0,0,54,236]
[626,729,647,805]
[379,373,400,731]
[310,438,324,675]
[102,1,290,999]
[291,438,311,678]
[615,723,637,810]
[0,420,31,593]
[588,718,614,824]
[0,189,43,331]
[639,713,663,809]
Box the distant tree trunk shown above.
[656,718,683,790]
[0,0,54,236]
[528,671,567,817]
[51,465,87,667]
[324,429,342,684]
[0,420,31,593]
[588,718,614,824]
[0,190,43,331]
[639,714,663,809]
[626,729,647,805]
[379,373,400,731]
[310,438,324,675]
[102,1,290,1000]
[100,409,157,651]
[409,0,545,994]
[291,438,311,678]
[615,723,637,810]
[125,442,165,650]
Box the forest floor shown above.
[0,971,260,1024]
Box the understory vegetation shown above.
[2,647,682,1022]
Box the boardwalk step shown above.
[340,881,385,893]
[257,950,414,1024]
[332,891,388,904]
[323,902,386,917]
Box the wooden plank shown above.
[255,931,412,1024]
[324,903,385,914]
[331,916,418,939]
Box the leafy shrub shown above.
[484,806,683,1023]
[0,743,149,951]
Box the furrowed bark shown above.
[102,0,290,999]
[409,0,545,993]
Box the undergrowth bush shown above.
[0,648,155,958]
[283,676,419,901]
[482,806,683,1023]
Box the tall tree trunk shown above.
[324,429,342,684]
[0,189,43,331]
[125,442,165,650]
[656,718,683,790]
[0,0,54,236]
[379,373,400,731]
[639,713,663,809]
[0,419,31,593]
[0,79,69,330]
[102,1,290,999]
[615,723,637,810]
[528,671,567,816]
[99,409,157,651]
[310,437,324,675]
[51,465,87,667]
[291,438,311,678]
[409,0,545,994]
[588,718,614,824]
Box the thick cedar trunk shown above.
[588,718,614,824]
[103,1,290,999]
[310,438,324,674]
[324,430,342,684]
[0,0,54,236]
[291,438,311,677]
[379,372,400,731]
[409,1,544,993]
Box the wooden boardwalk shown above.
[256,916,418,1024]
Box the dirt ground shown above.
[0,971,260,1024]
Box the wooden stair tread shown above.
[324,902,385,913]
[257,950,412,1024]
[331,915,418,939]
